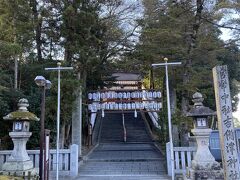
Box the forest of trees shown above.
[0,0,240,149]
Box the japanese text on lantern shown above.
[213,65,239,180]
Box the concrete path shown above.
[75,143,170,180]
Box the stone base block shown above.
[2,160,34,171]
[185,167,224,180]
[0,168,38,177]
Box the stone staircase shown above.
[77,143,169,180]
[75,112,169,180]
[124,112,151,142]
[100,113,123,143]
[100,112,151,143]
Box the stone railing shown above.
[0,144,78,177]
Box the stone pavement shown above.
[74,143,170,180]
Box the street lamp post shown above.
[152,58,181,180]
[35,76,52,180]
[45,62,73,180]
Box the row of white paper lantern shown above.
[88,102,162,111]
[88,91,161,101]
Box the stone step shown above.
[75,175,171,180]
[86,158,164,162]
[100,112,151,143]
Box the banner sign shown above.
[88,90,162,112]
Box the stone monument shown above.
[213,65,240,179]
[185,92,223,180]
[2,98,39,175]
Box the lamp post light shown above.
[152,58,181,180]
[35,76,52,180]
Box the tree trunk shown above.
[59,122,66,148]
[150,68,155,89]
[181,0,204,114]
[169,78,176,114]
[65,124,71,147]
[14,56,18,89]
[30,0,42,61]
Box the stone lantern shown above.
[2,98,39,175]
[185,92,223,180]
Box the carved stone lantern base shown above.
[184,128,224,180]
[2,131,37,175]
[185,166,224,180]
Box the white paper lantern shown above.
[153,92,157,98]
[114,103,119,110]
[101,93,105,99]
[97,92,101,100]
[118,92,123,99]
[88,104,92,110]
[132,103,136,109]
[149,102,153,109]
[136,102,140,109]
[119,103,123,109]
[136,92,140,98]
[88,93,93,100]
[143,92,147,99]
[157,91,161,98]
[101,103,105,109]
[93,104,97,111]
[153,102,157,110]
[110,103,114,109]
[93,93,97,101]
[148,92,153,98]
[110,92,114,99]
[97,104,101,110]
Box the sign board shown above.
[213,65,240,179]
[88,90,162,112]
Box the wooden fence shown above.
[0,144,78,177]
[166,142,196,176]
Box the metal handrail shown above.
[122,113,127,142]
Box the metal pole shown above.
[56,62,61,180]
[165,62,175,180]
[39,86,45,180]
[79,86,82,156]
[45,63,73,179]
[152,58,181,180]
